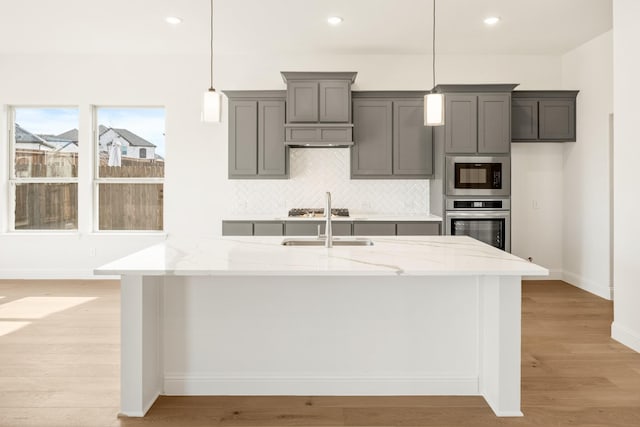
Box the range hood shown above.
[282,71,357,148]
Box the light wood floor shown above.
[0,279,639,426]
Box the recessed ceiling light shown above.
[165,16,183,25]
[327,16,343,26]
[483,16,500,26]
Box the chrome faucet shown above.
[325,191,333,248]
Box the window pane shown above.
[98,184,163,231]
[14,108,79,178]
[97,108,165,178]
[15,183,78,230]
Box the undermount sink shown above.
[281,238,374,246]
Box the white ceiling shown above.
[0,0,612,56]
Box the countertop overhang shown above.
[94,235,548,277]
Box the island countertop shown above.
[94,235,548,277]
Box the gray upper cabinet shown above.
[393,100,432,176]
[445,95,478,154]
[258,100,287,176]
[287,81,319,123]
[438,84,517,155]
[539,99,575,141]
[445,93,510,154]
[351,99,393,177]
[228,100,258,176]
[478,94,510,154]
[351,92,433,179]
[319,80,350,123]
[511,91,578,142]
[511,99,538,140]
[224,91,289,179]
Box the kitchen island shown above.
[95,235,547,418]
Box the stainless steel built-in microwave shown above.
[445,156,511,197]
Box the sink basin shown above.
[281,238,374,246]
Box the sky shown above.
[15,107,166,157]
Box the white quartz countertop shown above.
[224,214,442,222]
[94,236,548,277]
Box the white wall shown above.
[0,52,563,277]
[612,0,640,352]
[561,31,613,299]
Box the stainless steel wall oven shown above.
[445,156,510,197]
[445,198,511,252]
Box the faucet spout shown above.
[325,192,333,248]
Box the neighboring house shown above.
[99,127,156,160]
[15,124,76,178]
[15,123,55,151]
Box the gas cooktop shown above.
[288,208,350,218]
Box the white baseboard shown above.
[611,322,640,353]
[562,270,613,300]
[163,374,479,396]
[0,269,120,280]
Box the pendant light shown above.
[202,0,221,122]
[424,0,444,126]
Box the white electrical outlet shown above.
[532,200,540,210]
[89,247,96,257]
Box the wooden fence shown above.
[14,150,165,230]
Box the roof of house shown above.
[101,127,156,148]
[113,128,155,147]
[15,124,56,148]
[57,128,79,142]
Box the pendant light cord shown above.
[209,0,214,91]
[432,0,436,89]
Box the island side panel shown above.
[162,275,480,396]
[120,275,163,417]
[479,275,522,417]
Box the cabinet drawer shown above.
[286,127,353,143]
[285,221,352,236]
[254,222,284,236]
[286,128,318,142]
[320,128,352,142]
[353,222,396,236]
[397,222,441,236]
[222,221,253,236]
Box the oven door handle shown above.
[445,211,509,219]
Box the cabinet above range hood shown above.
[281,71,357,148]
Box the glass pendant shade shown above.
[424,93,444,126]
[202,89,221,122]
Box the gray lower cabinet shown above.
[445,93,510,154]
[352,95,432,178]
[352,222,397,236]
[511,91,578,142]
[222,221,253,236]
[225,91,288,179]
[396,222,440,236]
[285,222,352,236]
[254,222,284,236]
[223,220,441,236]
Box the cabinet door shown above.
[228,100,258,177]
[539,99,576,141]
[478,94,510,154]
[393,100,433,176]
[511,99,538,141]
[222,221,253,236]
[285,221,352,236]
[351,100,393,177]
[319,80,350,123]
[287,81,318,123]
[445,95,478,154]
[353,222,396,236]
[258,100,287,177]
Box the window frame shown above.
[8,106,80,233]
[92,106,165,233]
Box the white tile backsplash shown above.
[230,149,429,215]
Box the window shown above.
[10,107,79,230]
[95,107,165,231]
